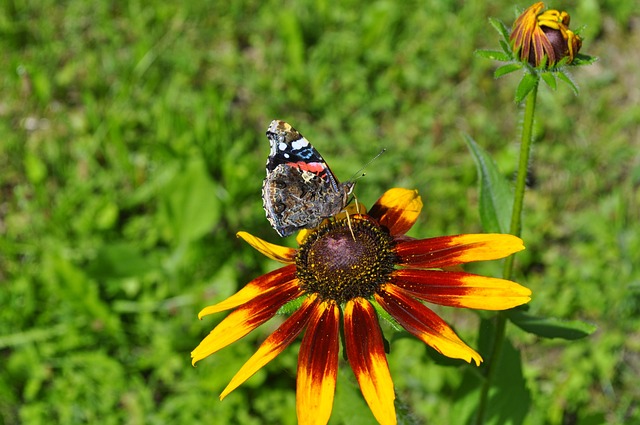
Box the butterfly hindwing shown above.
[262,120,354,237]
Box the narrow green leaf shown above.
[454,321,531,425]
[541,72,557,90]
[498,39,512,56]
[475,49,510,62]
[508,310,597,340]
[464,135,513,233]
[451,366,483,424]
[494,63,522,78]
[555,56,571,68]
[515,73,538,103]
[489,17,510,43]
[558,70,580,95]
[571,53,598,66]
[484,335,531,425]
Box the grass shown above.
[1,0,638,424]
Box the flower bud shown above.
[510,2,582,67]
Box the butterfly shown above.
[262,120,355,237]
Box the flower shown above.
[510,2,582,67]
[192,188,531,425]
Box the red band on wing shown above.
[286,161,325,173]
[287,161,328,179]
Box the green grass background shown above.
[1,1,638,424]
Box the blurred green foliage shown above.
[1,0,638,424]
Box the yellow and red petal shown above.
[220,295,319,400]
[375,284,482,365]
[368,188,422,236]
[510,2,545,60]
[396,234,524,268]
[191,280,303,365]
[198,265,297,319]
[296,300,340,425]
[392,269,531,310]
[531,25,556,65]
[344,298,397,425]
[237,231,296,264]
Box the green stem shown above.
[475,78,539,424]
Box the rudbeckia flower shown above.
[510,2,582,67]
[192,188,531,425]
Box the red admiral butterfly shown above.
[262,120,355,237]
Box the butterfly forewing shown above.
[262,120,354,237]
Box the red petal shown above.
[396,234,524,268]
[220,295,319,399]
[375,285,482,365]
[344,298,396,425]
[198,265,297,319]
[191,280,303,365]
[297,300,340,425]
[392,269,531,310]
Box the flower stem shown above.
[503,78,538,277]
[475,78,539,424]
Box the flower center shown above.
[295,216,397,304]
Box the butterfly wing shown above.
[262,120,354,237]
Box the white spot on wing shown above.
[291,137,309,150]
[278,142,287,151]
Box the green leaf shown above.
[508,310,597,340]
[498,39,512,56]
[159,158,221,245]
[475,49,510,62]
[541,72,557,90]
[494,63,522,78]
[558,70,580,95]
[453,321,531,425]
[484,334,531,425]
[515,73,539,103]
[464,135,513,233]
[24,152,47,184]
[571,53,598,66]
[489,17,510,43]
[89,242,154,279]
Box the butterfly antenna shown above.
[345,209,356,241]
[348,148,387,182]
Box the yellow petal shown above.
[368,188,423,235]
[392,269,531,310]
[344,299,396,425]
[297,300,340,425]
[376,285,482,366]
[397,233,525,268]
[220,295,318,399]
[237,231,296,264]
[191,280,303,365]
[198,265,297,319]
[296,228,313,246]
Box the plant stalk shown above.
[475,78,539,424]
